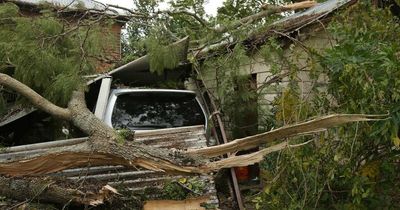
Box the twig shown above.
[78,25,91,73]
[8,179,56,209]
[163,10,209,28]
[349,122,359,160]
[256,71,290,91]
[62,199,74,210]
[57,0,77,12]
[316,19,334,48]
[90,0,143,18]
[6,200,28,210]
[271,30,312,55]
[289,139,314,148]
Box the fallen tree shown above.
[0,73,386,176]
[0,70,385,204]
[0,0,388,207]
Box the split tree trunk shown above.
[0,78,207,176]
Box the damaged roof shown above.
[247,0,354,47]
[101,0,354,80]
[7,0,129,17]
[274,0,352,30]
[86,36,191,86]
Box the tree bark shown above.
[0,176,118,206]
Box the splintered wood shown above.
[143,196,210,210]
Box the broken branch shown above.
[205,140,313,170]
[0,176,118,206]
[0,73,71,120]
[189,114,387,157]
[214,1,317,33]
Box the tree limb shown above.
[91,0,146,18]
[261,0,317,11]
[205,140,314,170]
[164,10,209,28]
[0,113,387,177]
[0,73,71,120]
[214,1,317,34]
[0,176,118,206]
[0,140,206,176]
[92,1,210,27]
[189,114,387,157]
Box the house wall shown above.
[94,23,123,72]
[256,29,331,108]
[200,27,333,136]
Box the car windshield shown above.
[111,91,205,130]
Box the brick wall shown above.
[19,7,124,73]
[95,22,123,72]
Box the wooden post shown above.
[194,80,245,210]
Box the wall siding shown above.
[199,29,333,136]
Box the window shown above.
[111,92,205,130]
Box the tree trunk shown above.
[0,89,207,176]
[0,176,118,206]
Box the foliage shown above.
[146,35,181,75]
[254,3,400,209]
[162,181,189,200]
[201,44,261,138]
[122,0,292,76]
[116,129,129,144]
[122,0,208,63]
[123,0,311,138]
[119,178,210,210]
[162,177,206,200]
[216,0,263,21]
[0,3,108,110]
